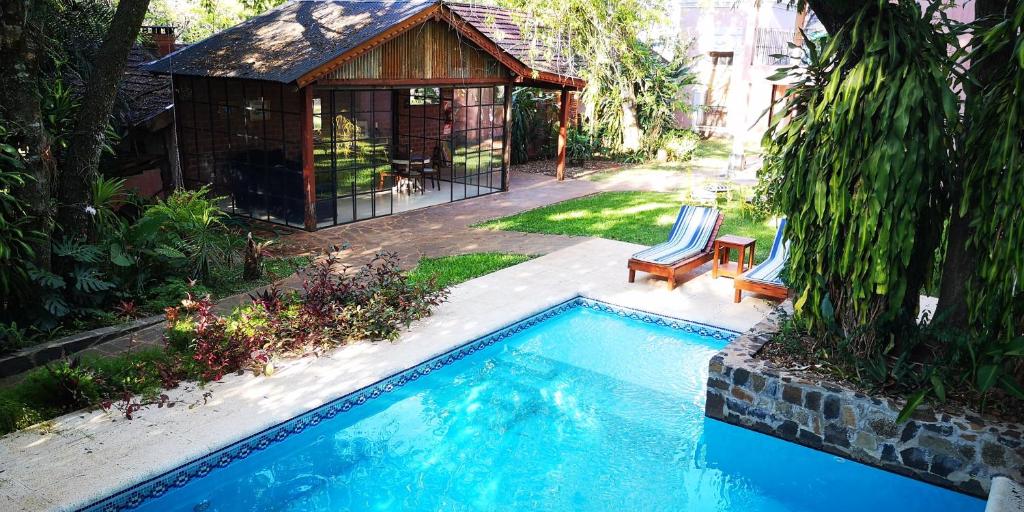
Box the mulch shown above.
[511,159,622,179]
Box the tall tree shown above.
[0,0,54,269]
[58,0,152,238]
[804,0,861,34]
[935,0,1012,328]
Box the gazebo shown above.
[144,0,583,230]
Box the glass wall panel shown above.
[175,76,304,228]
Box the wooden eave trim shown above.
[296,4,442,87]
[315,77,511,87]
[295,2,585,90]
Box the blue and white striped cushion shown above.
[631,206,720,265]
[744,219,789,285]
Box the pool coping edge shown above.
[77,296,738,512]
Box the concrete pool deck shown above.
[0,238,773,511]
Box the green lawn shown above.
[407,252,535,288]
[475,191,780,264]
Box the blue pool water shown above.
[116,302,983,512]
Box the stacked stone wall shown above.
[706,315,1024,498]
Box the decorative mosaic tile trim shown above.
[80,297,737,512]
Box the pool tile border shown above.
[79,296,737,512]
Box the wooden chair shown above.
[628,205,724,290]
[428,144,452,190]
[734,219,789,302]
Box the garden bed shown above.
[511,158,622,179]
[0,251,534,435]
[705,311,1024,498]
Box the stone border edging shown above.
[0,315,164,378]
[704,312,1024,498]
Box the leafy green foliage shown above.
[510,88,558,164]
[498,0,694,153]
[655,129,701,162]
[565,126,599,164]
[760,0,958,355]
[959,2,1024,347]
[141,186,236,281]
[0,128,45,301]
[2,178,295,345]
[0,251,449,435]
[145,0,287,43]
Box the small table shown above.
[713,235,756,279]
[390,155,431,194]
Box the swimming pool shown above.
[85,298,984,511]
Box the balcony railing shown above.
[679,0,738,7]
[753,28,796,66]
[691,105,728,135]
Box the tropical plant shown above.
[142,186,235,281]
[510,88,557,164]
[565,126,598,164]
[657,129,700,162]
[0,129,45,303]
[760,0,959,355]
[958,1,1024,351]
[498,0,694,154]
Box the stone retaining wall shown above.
[0,315,163,378]
[705,314,1024,498]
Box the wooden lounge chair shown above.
[628,205,724,290]
[734,219,789,302]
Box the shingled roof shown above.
[119,45,173,127]
[143,0,581,87]
[444,2,575,78]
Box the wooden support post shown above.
[301,86,317,231]
[556,88,570,181]
[502,82,513,191]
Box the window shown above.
[409,87,440,105]
[245,97,266,121]
[312,97,322,134]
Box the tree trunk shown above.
[620,85,641,152]
[1,0,54,270]
[57,0,151,239]
[935,0,1012,328]
[805,0,861,34]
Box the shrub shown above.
[566,126,598,164]
[0,250,449,434]
[164,251,449,382]
[0,132,45,306]
[655,130,700,162]
[761,0,956,354]
[148,278,213,312]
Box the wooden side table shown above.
[713,235,756,279]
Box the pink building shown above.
[676,0,975,160]
[676,0,812,145]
